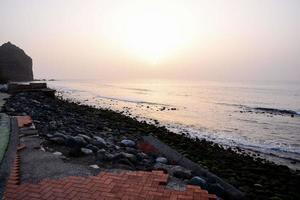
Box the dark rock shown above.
[137,152,149,160]
[0,42,34,83]
[125,147,138,154]
[153,163,172,173]
[208,183,225,197]
[171,166,192,179]
[65,136,87,148]
[48,136,65,144]
[85,144,99,152]
[120,152,137,163]
[189,176,208,189]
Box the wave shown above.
[94,95,171,107]
[253,107,299,115]
[217,101,300,116]
[165,123,300,162]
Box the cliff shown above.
[0,42,33,83]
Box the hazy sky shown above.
[0,0,299,81]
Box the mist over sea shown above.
[47,79,300,169]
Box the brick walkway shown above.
[4,169,216,200]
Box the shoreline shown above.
[3,91,300,200]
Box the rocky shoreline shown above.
[2,92,300,200]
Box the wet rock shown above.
[120,139,136,147]
[156,157,168,164]
[81,148,93,155]
[189,176,208,189]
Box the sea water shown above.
[47,79,300,169]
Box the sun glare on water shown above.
[104,2,195,65]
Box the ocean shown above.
[47,79,300,169]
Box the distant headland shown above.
[0,42,33,83]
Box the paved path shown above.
[4,170,216,200]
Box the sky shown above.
[0,0,299,82]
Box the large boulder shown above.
[0,42,33,83]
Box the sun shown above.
[122,12,185,64]
[103,2,195,64]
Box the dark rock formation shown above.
[0,42,33,83]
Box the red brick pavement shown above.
[16,116,33,128]
[4,170,216,200]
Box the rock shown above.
[94,136,106,144]
[125,147,138,154]
[117,158,135,168]
[68,147,81,157]
[97,149,106,154]
[120,139,136,147]
[53,151,63,156]
[78,134,92,141]
[189,176,208,189]
[89,164,100,169]
[85,144,99,152]
[52,132,68,139]
[171,166,192,179]
[49,121,57,129]
[137,152,149,160]
[153,163,173,173]
[120,152,137,163]
[269,197,282,200]
[254,183,263,188]
[156,157,168,164]
[208,183,225,197]
[65,136,87,148]
[96,150,114,162]
[91,136,107,148]
[0,42,33,83]
[48,136,65,144]
[81,148,93,155]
